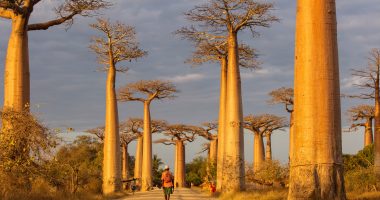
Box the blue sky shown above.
[0,0,379,168]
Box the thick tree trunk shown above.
[289,1,345,199]
[365,118,373,147]
[209,139,218,164]
[222,32,245,192]
[265,133,272,161]
[103,64,121,195]
[374,81,380,174]
[141,102,153,191]
[174,141,186,187]
[217,57,227,191]
[134,136,143,186]
[253,133,265,172]
[122,144,129,180]
[289,112,294,163]
[3,16,30,112]
[174,143,178,187]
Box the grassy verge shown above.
[219,189,287,200]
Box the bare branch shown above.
[267,87,294,113]
[118,80,178,103]
[89,18,147,72]
[244,114,288,136]
[0,7,13,19]
[185,0,278,34]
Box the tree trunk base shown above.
[288,164,346,200]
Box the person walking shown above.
[161,165,174,200]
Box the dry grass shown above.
[347,192,380,200]
[219,189,287,200]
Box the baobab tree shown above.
[185,0,278,192]
[176,27,259,191]
[268,87,294,160]
[155,124,199,188]
[198,122,218,164]
[289,0,345,199]
[86,126,105,141]
[118,80,177,191]
[120,118,167,188]
[120,132,137,181]
[347,105,375,148]
[0,0,109,114]
[89,18,147,195]
[243,114,287,171]
[349,49,380,175]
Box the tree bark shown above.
[209,139,218,165]
[102,62,121,195]
[141,101,153,191]
[222,32,245,192]
[374,72,380,174]
[122,144,129,180]
[365,118,373,147]
[174,141,186,187]
[253,133,265,172]
[134,136,143,186]
[265,133,272,161]
[289,1,345,199]
[289,112,294,163]
[217,57,227,191]
[3,15,30,112]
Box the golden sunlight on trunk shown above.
[265,134,272,161]
[174,141,186,187]
[122,144,129,180]
[253,133,265,172]
[102,65,121,195]
[217,57,227,191]
[222,32,245,192]
[209,139,218,164]
[289,112,294,162]
[4,16,30,111]
[365,119,373,147]
[288,0,345,199]
[141,102,153,191]
[134,136,143,186]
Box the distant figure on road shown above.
[161,165,174,200]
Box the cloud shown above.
[162,73,206,83]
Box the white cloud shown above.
[163,73,205,83]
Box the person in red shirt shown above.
[161,165,174,200]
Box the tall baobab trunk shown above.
[122,144,129,180]
[209,139,218,164]
[222,32,245,192]
[253,133,265,172]
[174,141,186,187]
[375,77,380,174]
[217,57,227,191]
[134,136,143,185]
[288,1,345,199]
[3,16,30,112]
[174,143,178,187]
[141,101,153,191]
[265,133,272,161]
[103,62,121,195]
[289,112,294,162]
[365,118,373,147]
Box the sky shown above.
[0,0,380,168]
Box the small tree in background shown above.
[118,80,177,191]
[0,109,57,198]
[268,87,293,161]
[243,114,287,171]
[347,105,375,147]
[155,124,200,188]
